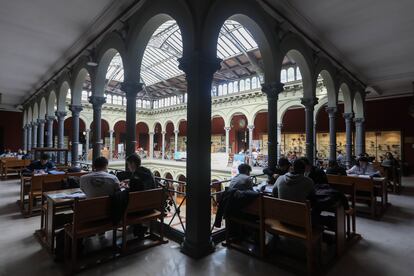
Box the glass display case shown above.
[280,133,306,157]
[211,135,225,153]
[366,131,401,161]
[316,132,347,160]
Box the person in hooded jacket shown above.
[272,159,314,202]
[122,153,156,192]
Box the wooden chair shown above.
[260,196,322,275]
[1,159,30,178]
[27,175,44,217]
[122,188,167,254]
[40,175,67,233]
[327,177,357,240]
[64,196,119,273]
[224,196,262,257]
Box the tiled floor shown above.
[1,176,414,275]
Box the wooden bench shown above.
[121,188,167,254]
[64,196,119,273]
[260,196,322,275]
[326,175,357,240]
[1,159,30,178]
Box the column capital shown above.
[301,97,318,108]
[277,123,283,128]
[174,130,179,134]
[55,111,67,119]
[46,115,55,122]
[109,130,114,134]
[325,106,337,115]
[85,128,90,133]
[343,112,353,120]
[261,82,284,99]
[161,131,166,135]
[178,53,222,78]
[149,131,155,135]
[247,125,255,130]
[120,81,143,98]
[69,104,83,115]
[224,126,231,132]
[88,96,106,109]
[37,119,46,124]
[31,122,38,127]
[354,117,365,123]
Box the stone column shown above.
[109,130,114,161]
[354,117,365,156]
[326,107,337,162]
[277,123,283,160]
[178,54,221,258]
[224,127,231,155]
[343,113,353,167]
[174,130,179,153]
[247,125,254,165]
[149,132,154,159]
[69,105,83,165]
[161,131,166,160]
[27,124,32,151]
[262,82,284,170]
[46,116,55,148]
[121,81,142,158]
[32,122,38,150]
[55,111,66,163]
[85,129,90,161]
[89,96,106,162]
[37,119,45,148]
[301,97,318,163]
[23,125,28,152]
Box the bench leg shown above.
[121,225,127,253]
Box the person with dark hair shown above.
[347,156,380,176]
[263,157,291,184]
[80,157,120,198]
[326,160,347,176]
[299,157,328,185]
[382,152,399,167]
[272,159,314,202]
[229,163,253,191]
[122,153,156,192]
[27,153,56,172]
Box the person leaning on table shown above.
[346,156,381,176]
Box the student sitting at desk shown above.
[27,153,56,173]
[80,157,120,198]
[346,156,380,176]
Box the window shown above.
[240,79,245,91]
[228,82,233,94]
[245,78,251,90]
[184,93,188,103]
[218,85,223,96]
[296,67,302,80]
[212,86,217,96]
[223,84,228,95]
[233,81,239,92]
[287,67,295,82]
[251,76,258,89]
[280,69,287,83]
[67,90,71,99]
[81,90,88,101]
[105,93,112,104]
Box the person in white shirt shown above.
[346,156,380,176]
[80,157,120,198]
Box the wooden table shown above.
[43,188,85,252]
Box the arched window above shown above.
[233,81,239,92]
[251,76,258,89]
[245,78,251,90]
[228,82,233,94]
[287,67,295,82]
[280,69,287,83]
[223,84,228,95]
[218,85,223,96]
[240,79,245,91]
[296,67,302,80]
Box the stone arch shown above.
[32,102,39,121]
[95,31,127,96]
[176,174,186,182]
[250,106,268,123]
[175,117,187,131]
[56,72,71,112]
[203,0,280,83]
[227,109,250,127]
[278,100,303,123]
[71,56,93,106]
[152,121,163,132]
[163,171,174,180]
[339,82,354,114]
[27,106,33,123]
[47,90,57,116]
[314,96,329,121]
[353,91,365,119]
[280,34,315,98]
[314,58,338,108]
[153,170,161,177]
[126,1,194,78]
[164,120,175,132]
[39,97,47,120]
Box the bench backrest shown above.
[328,174,373,193]
[127,188,164,213]
[262,196,311,232]
[73,196,112,232]
[31,175,44,191]
[242,197,261,216]
[4,159,30,168]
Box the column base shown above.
[180,237,215,259]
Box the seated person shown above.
[326,160,347,176]
[80,157,120,198]
[347,156,380,176]
[263,157,291,183]
[273,159,314,202]
[122,153,156,192]
[229,163,253,191]
[381,152,399,167]
[27,153,56,173]
[299,157,328,185]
